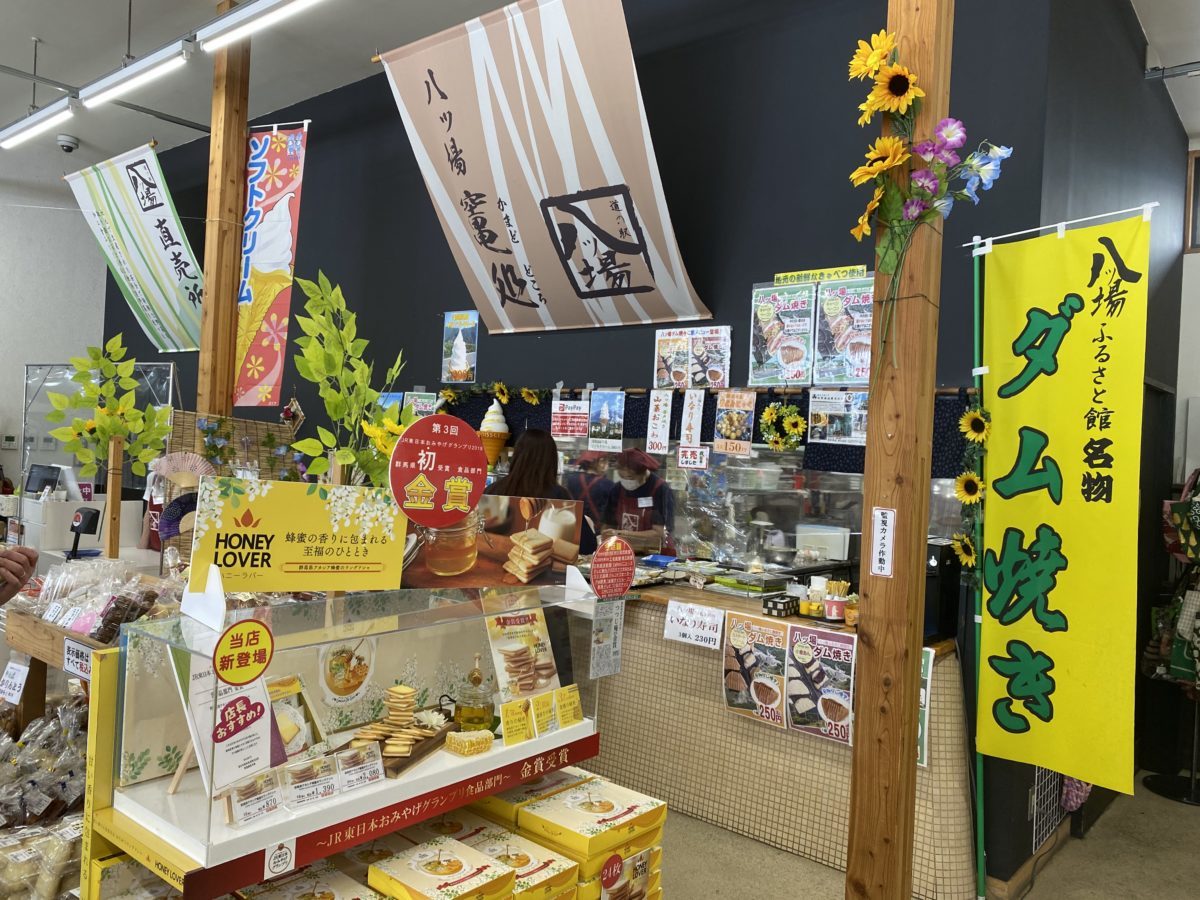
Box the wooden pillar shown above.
[845,1,955,898]
[104,436,124,558]
[196,0,250,416]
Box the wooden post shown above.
[196,0,251,416]
[845,2,955,898]
[104,436,124,559]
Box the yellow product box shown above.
[576,868,660,900]
[401,809,498,846]
[516,781,667,859]
[367,836,516,900]
[331,835,421,882]
[90,854,181,898]
[553,827,663,882]
[472,766,597,826]
[240,859,385,899]
[465,827,579,900]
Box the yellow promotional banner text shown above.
[979,215,1149,794]
[188,477,407,593]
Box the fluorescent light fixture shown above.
[197,0,328,52]
[0,98,77,150]
[80,40,194,109]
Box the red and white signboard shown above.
[551,400,590,439]
[591,536,635,599]
[389,415,487,528]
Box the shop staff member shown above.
[566,451,614,538]
[605,448,675,554]
[0,547,37,606]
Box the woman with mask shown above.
[604,448,675,554]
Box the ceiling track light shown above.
[196,0,328,53]
[79,39,194,109]
[0,97,78,150]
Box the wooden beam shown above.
[845,1,955,898]
[104,436,123,559]
[196,0,250,416]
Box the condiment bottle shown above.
[454,653,494,732]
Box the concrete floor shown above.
[661,781,1200,899]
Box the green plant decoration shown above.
[289,272,409,486]
[44,334,173,479]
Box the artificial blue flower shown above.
[213,436,228,448]
[987,144,1013,160]
[932,195,955,219]
[196,417,209,431]
[975,156,1004,190]
[962,177,981,205]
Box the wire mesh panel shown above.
[1032,766,1066,854]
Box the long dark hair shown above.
[487,429,560,497]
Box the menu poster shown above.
[917,647,934,768]
[813,277,873,385]
[748,283,816,385]
[406,392,438,417]
[723,612,787,729]
[441,310,479,383]
[551,400,590,439]
[645,389,673,455]
[679,389,705,447]
[785,624,857,745]
[807,389,868,446]
[653,325,731,389]
[713,391,756,457]
[588,390,626,452]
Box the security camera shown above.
[56,133,79,153]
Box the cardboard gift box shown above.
[464,827,579,900]
[239,859,385,899]
[551,828,662,883]
[471,767,597,826]
[400,810,498,846]
[330,835,421,882]
[516,781,666,860]
[367,837,515,900]
[576,868,660,900]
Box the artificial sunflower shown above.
[383,417,404,436]
[361,420,384,440]
[83,419,97,433]
[958,408,990,444]
[955,471,984,505]
[850,136,910,187]
[857,101,874,127]
[867,63,925,116]
[766,434,786,452]
[851,184,885,242]
[760,405,779,426]
[782,414,807,437]
[951,532,977,568]
[491,381,510,404]
[439,388,459,405]
[520,388,541,405]
[848,30,896,81]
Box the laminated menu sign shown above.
[645,389,673,455]
[664,599,722,649]
[748,282,816,385]
[713,391,756,457]
[813,276,873,385]
[722,612,787,728]
[785,624,857,744]
[807,388,869,446]
[551,400,589,439]
[679,389,705,447]
[653,325,731,389]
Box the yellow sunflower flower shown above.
[851,184,885,242]
[850,136,910,187]
[783,414,807,437]
[955,471,984,505]
[372,435,389,454]
[959,409,990,444]
[848,30,896,81]
[83,419,97,433]
[361,420,384,441]
[766,434,786,452]
[868,63,926,116]
[857,101,874,127]
[951,532,977,568]
[439,389,459,405]
[492,382,510,404]
[383,417,404,436]
[520,388,541,405]
[760,405,779,426]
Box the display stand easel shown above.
[1143,691,1200,805]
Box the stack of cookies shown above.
[350,684,441,760]
[503,530,554,583]
[499,645,558,695]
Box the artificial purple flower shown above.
[911,168,939,195]
[934,145,960,167]
[934,117,967,150]
[903,198,929,221]
[913,140,938,162]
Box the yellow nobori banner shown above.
[979,215,1149,794]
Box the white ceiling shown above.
[1132,0,1200,137]
[0,0,510,188]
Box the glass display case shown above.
[111,586,600,870]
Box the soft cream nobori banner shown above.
[381,0,710,333]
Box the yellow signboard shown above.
[979,215,1148,794]
[188,477,407,593]
[772,264,866,286]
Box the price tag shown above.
[664,600,723,649]
[58,607,83,629]
[41,602,64,623]
[62,639,92,682]
[0,662,29,704]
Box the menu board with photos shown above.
[813,277,873,385]
[748,282,816,385]
[653,325,731,389]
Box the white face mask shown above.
[619,478,641,491]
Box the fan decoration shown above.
[157,452,216,490]
[158,492,199,541]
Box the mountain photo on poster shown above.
[588,391,626,452]
[379,0,710,333]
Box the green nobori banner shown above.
[67,144,202,352]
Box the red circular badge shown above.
[591,536,635,599]
[389,415,488,528]
[600,854,624,890]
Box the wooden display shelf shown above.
[6,609,107,729]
